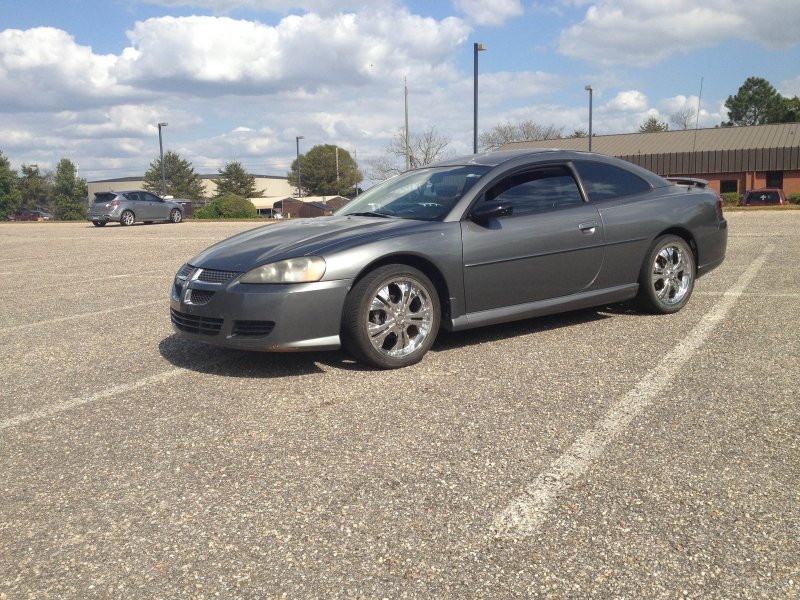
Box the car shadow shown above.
[160,304,627,376]
[158,334,336,378]
[429,305,619,352]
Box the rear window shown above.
[574,160,651,202]
[746,191,781,204]
[93,193,116,203]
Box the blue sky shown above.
[1,0,799,183]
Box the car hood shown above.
[188,216,428,272]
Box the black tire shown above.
[92,221,107,227]
[636,234,695,314]
[341,265,440,369]
[170,208,182,223]
[120,210,135,226]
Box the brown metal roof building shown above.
[500,123,800,196]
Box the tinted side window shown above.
[483,166,584,216]
[123,192,141,202]
[142,193,161,202]
[574,160,651,202]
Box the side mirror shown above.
[471,202,513,223]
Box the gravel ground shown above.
[0,213,798,599]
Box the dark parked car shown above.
[8,209,54,221]
[741,188,787,206]
[87,190,184,226]
[170,150,727,368]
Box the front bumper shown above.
[169,265,351,351]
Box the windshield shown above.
[338,165,490,221]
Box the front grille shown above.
[189,290,215,305]
[197,268,241,284]
[178,264,194,279]
[171,309,223,336]
[232,320,275,337]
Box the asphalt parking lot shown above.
[1,212,798,598]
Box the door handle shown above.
[579,221,598,234]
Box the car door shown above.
[461,165,605,313]
[140,192,165,220]
[121,192,144,219]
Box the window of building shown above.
[766,171,783,189]
[720,180,738,194]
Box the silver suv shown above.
[87,190,184,227]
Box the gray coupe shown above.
[170,150,727,368]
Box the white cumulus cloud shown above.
[604,89,648,112]
[558,0,799,67]
[114,10,470,94]
[0,27,132,111]
[455,0,524,26]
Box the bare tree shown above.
[479,120,562,151]
[367,126,452,181]
[670,107,697,130]
[567,128,588,138]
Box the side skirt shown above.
[445,284,639,332]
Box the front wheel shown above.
[120,210,135,226]
[341,265,440,369]
[637,234,695,314]
[169,208,182,223]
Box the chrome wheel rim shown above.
[171,209,181,223]
[651,243,692,305]
[122,212,134,225]
[367,278,434,358]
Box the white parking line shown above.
[0,367,186,431]
[493,245,775,537]
[0,271,168,293]
[3,299,163,332]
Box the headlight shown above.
[239,257,326,284]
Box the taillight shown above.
[716,194,724,218]
[111,200,120,206]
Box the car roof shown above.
[431,148,561,168]
[428,149,669,188]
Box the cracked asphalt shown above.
[1,212,798,598]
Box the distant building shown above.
[500,123,800,196]
[87,174,295,207]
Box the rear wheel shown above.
[341,265,440,369]
[637,234,695,314]
[170,208,182,223]
[120,210,135,226]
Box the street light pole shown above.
[296,135,305,199]
[473,42,487,154]
[584,86,593,152]
[158,122,168,195]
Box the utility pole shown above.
[404,77,410,171]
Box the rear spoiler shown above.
[666,177,708,188]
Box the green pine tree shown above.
[213,161,263,198]
[52,158,87,220]
[143,151,206,201]
[0,150,22,220]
